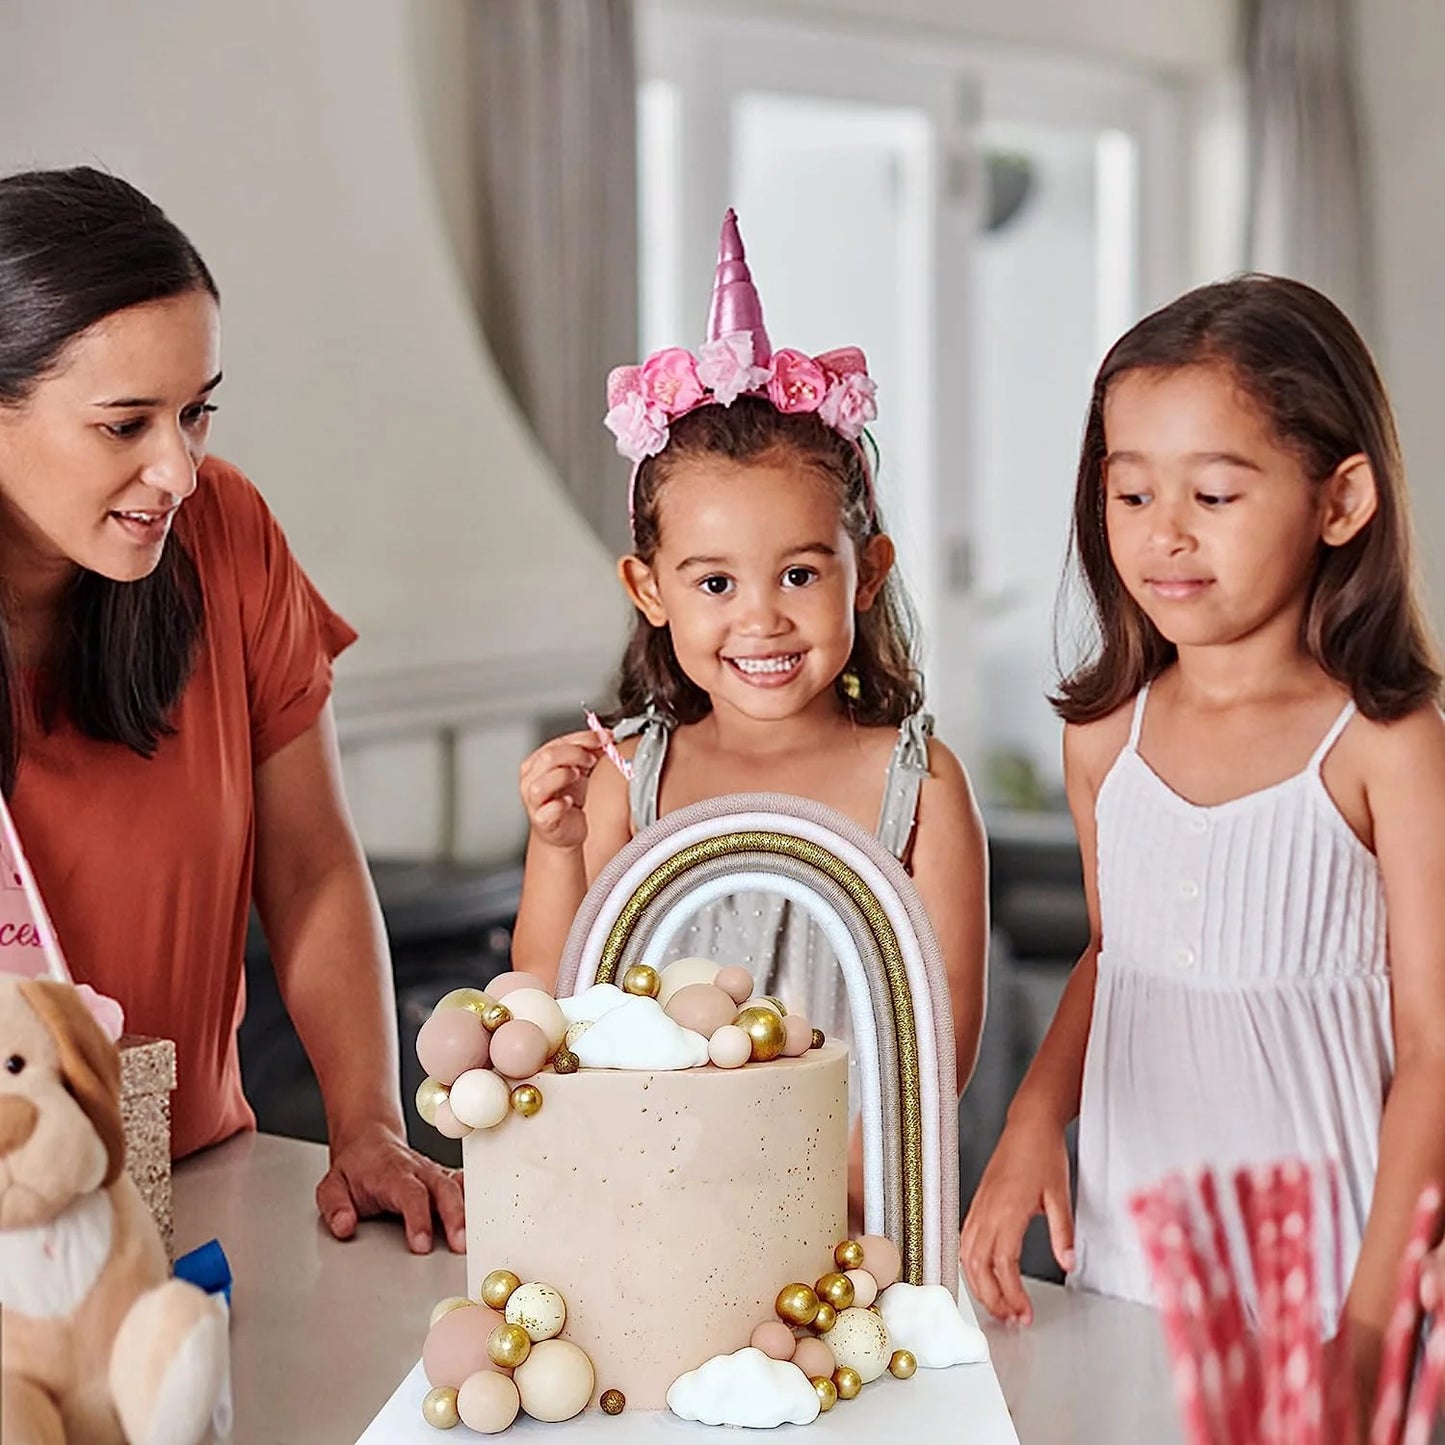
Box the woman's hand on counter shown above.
[315,1119,466,1254]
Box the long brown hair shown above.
[0,166,211,795]
[1054,274,1441,723]
[612,396,922,727]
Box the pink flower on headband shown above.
[818,371,878,441]
[767,348,829,414]
[605,388,669,462]
[641,348,705,413]
[696,331,772,407]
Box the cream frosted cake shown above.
[404,795,986,1435]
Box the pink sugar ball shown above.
[489,1019,551,1079]
[791,1336,836,1380]
[845,1268,878,1308]
[858,1234,902,1290]
[750,1320,797,1360]
[432,1098,472,1140]
[665,982,738,1039]
[487,971,551,999]
[416,1007,491,1086]
[423,1305,508,1388]
[781,1014,813,1058]
[714,965,755,1004]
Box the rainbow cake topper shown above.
[556,793,960,1292]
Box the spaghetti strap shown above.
[1307,699,1357,773]
[875,711,933,861]
[610,707,672,831]
[1125,683,1152,751]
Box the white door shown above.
[637,5,1184,793]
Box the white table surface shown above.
[173,1133,1184,1444]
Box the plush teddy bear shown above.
[0,977,228,1444]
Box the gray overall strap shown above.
[610,707,672,831]
[875,711,934,860]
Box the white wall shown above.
[656,0,1236,74]
[1357,2,1445,631]
[0,0,629,862]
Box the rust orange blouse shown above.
[13,456,356,1157]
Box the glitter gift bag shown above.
[1131,1161,1444,1445]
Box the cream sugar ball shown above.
[448,1068,511,1130]
[826,1306,892,1384]
[513,1339,594,1422]
[505,1282,567,1342]
[499,988,567,1053]
[845,1268,879,1309]
[708,1024,752,1069]
[656,957,722,1008]
[486,971,550,999]
[457,1371,521,1433]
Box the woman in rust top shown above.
[0,165,462,1253]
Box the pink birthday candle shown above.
[583,706,633,782]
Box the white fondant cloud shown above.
[557,982,630,1027]
[569,995,708,1071]
[876,1282,990,1368]
[667,1348,820,1428]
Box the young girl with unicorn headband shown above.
[513,211,988,1222]
[961,274,1445,1415]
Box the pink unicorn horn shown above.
[705,208,772,365]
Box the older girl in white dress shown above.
[962,275,1445,1415]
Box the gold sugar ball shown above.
[810,1028,826,1050]
[415,1076,449,1128]
[599,1389,626,1415]
[429,1295,473,1328]
[816,1271,856,1312]
[488,1321,533,1369]
[511,1083,544,1117]
[832,1366,862,1400]
[834,1239,865,1271]
[551,1048,580,1075]
[756,995,786,1015]
[421,1385,460,1429]
[479,1001,512,1032]
[889,1349,918,1380]
[812,1376,838,1412]
[811,1300,837,1334]
[436,987,493,1018]
[775,1282,821,1327]
[737,1005,787,1063]
[621,963,661,998]
[480,1269,521,1310]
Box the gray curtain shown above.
[1243,0,1372,329]
[472,1,638,557]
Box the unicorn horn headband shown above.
[604,209,879,530]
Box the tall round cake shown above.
[462,1043,847,1410]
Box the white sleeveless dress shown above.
[1071,684,1393,1332]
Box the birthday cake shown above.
[400,796,987,1436]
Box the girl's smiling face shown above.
[620,450,893,725]
[0,289,221,593]
[1102,362,1375,653]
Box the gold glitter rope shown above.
[595,831,925,1284]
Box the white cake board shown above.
[357,1292,1019,1444]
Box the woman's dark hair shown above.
[1054,273,1441,722]
[614,395,922,727]
[0,166,215,794]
